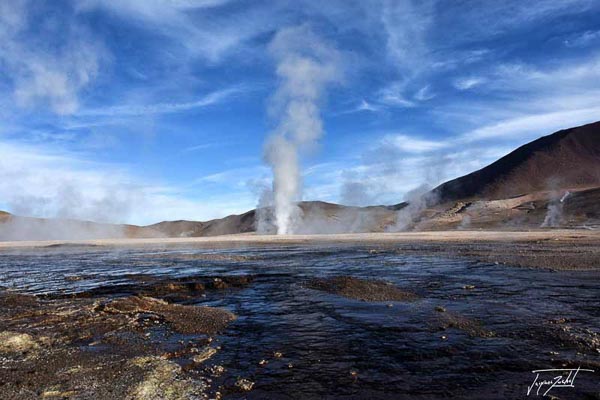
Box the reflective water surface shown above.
[0,244,598,399]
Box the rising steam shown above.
[541,190,571,228]
[261,25,341,234]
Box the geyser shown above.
[262,25,341,234]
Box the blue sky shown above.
[1,0,599,224]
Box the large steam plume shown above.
[262,25,341,234]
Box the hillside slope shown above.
[431,121,600,202]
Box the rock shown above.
[222,276,254,287]
[211,278,227,290]
[128,356,208,400]
[435,312,495,338]
[103,296,236,334]
[42,389,78,397]
[549,317,569,324]
[0,331,39,354]
[235,378,254,392]
[307,276,418,302]
[192,347,217,364]
[191,282,206,291]
[435,306,446,312]
[142,281,205,298]
[208,365,225,376]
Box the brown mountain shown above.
[148,209,256,237]
[431,121,600,202]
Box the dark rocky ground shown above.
[0,240,598,399]
[0,276,254,400]
[377,237,600,271]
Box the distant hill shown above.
[0,201,399,240]
[148,201,398,237]
[148,209,256,237]
[431,121,600,202]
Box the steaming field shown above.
[2,229,599,271]
[0,234,598,399]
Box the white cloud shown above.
[0,1,105,115]
[79,87,240,117]
[193,166,269,187]
[377,81,416,107]
[380,134,448,153]
[443,0,597,41]
[564,30,600,47]
[461,106,600,143]
[356,100,380,112]
[0,140,255,225]
[181,140,236,153]
[453,77,486,90]
[429,55,600,145]
[414,85,435,101]
[381,0,432,75]
[77,0,275,63]
[378,0,434,106]
[339,99,381,114]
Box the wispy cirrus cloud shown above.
[77,0,277,63]
[181,140,237,153]
[564,29,600,47]
[453,77,486,91]
[379,134,448,153]
[460,106,600,143]
[193,165,269,187]
[381,0,433,75]
[414,85,435,101]
[79,87,241,117]
[376,0,434,108]
[437,0,597,42]
[338,99,381,115]
[442,55,600,142]
[377,82,416,108]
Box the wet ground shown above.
[0,244,598,399]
